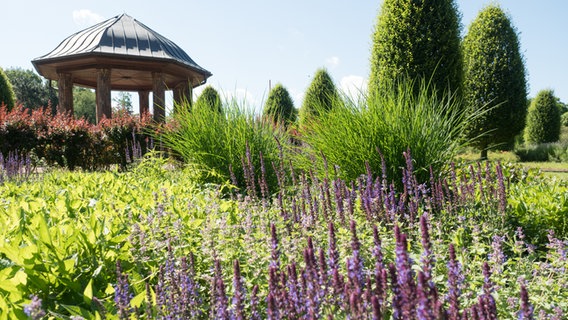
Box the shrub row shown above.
[0,105,153,170]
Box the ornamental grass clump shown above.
[296,79,470,186]
[159,97,289,194]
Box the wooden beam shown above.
[57,73,74,115]
[96,68,112,123]
[173,81,192,114]
[139,90,150,118]
[152,72,166,122]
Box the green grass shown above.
[295,79,472,185]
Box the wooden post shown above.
[96,68,112,123]
[57,73,73,115]
[152,72,166,122]
[139,90,150,118]
[173,80,192,114]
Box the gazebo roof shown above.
[32,13,211,91]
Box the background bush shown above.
[0,106,152,170]
[524,89,562,144]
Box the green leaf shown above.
[83,278,94,304]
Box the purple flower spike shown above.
[518,284,534,320]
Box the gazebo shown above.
[32,13,211,122]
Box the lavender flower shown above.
[23,295,46,320]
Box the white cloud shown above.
[72,9,104,27]
[325,56,340,69]
[340,75,368,100]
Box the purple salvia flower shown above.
[495,162,507,215]
[249,285,261,320]
[389,263,402,320]
[394,225,416,319]
[213,260,230,320]
[258,151,269,205]
[518,283,534,320]
[349,220,365,289]
[267,293,279,320]
[417,271,435,320]
[328,222,340,273]
[114,261,133,320]
[286,263,302,318]
[371,295,381,320]
[232,260,246,320]
[333,177,345,223]
[23,295,46,320]
[447,244,462,320]
[488,234,506,273]
[270,223,280,268]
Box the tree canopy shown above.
[369,0,463,97]
[195,86,222,113]
[524,89,561,144]
[462,4,527,158]
[0,67,16,110]
[263,83,296,127]
[5,67,56,110]
[300,68,340,126]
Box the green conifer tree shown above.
[369,0,463,97]
[300,68,340,126]
[263,83,296,127]
[524,89,561,144]
[0,67,16,110]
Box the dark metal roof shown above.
[32,14,211,91]
[33,13,211,81]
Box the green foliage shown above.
[508,171,568,244]
[369,0,463,97]
[112,91,133,115]
[299,68,340,126]
[73,87,96,124]
[1,155,567,318]
[463,4,528,158]
[0,106,152,170]
[562,112,568,127]
[194,85,222,113]
[296,79,469,184]
[159,98,288,193]
[0,67,16,111]
[263,83,296,127]
[525,89,562,144]
[4,67,57,110]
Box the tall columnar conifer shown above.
[263,83,296,127]
[524,89,561,144]
[0,67,16,111]
[462,4,527,159]
[369,0,463,97]
[195,86,222,113]
[300,68,340,126]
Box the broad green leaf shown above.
[130,290,146,308]
[83,278,94,304]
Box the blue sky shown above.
[2,1,567,113]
